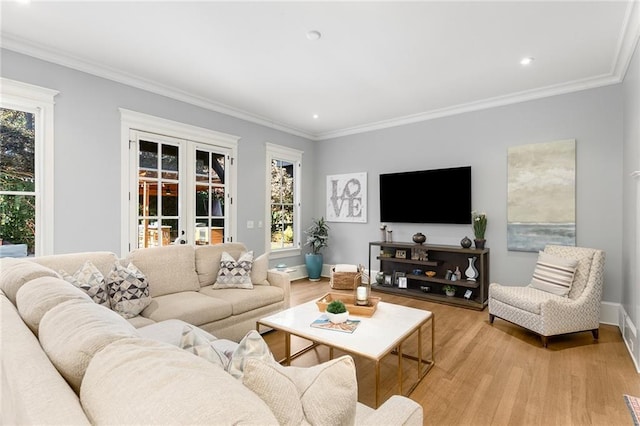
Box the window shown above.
[121,109,238,255]
[266,143,302,257]
[0,79,57,257]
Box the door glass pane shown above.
[161,183,179,216]
[1,108,35,192]
[137,137,181,248]
[194,149,226,246]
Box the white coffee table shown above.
[257,299,434,407]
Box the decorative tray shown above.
[315,292,380,317]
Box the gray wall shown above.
[1,48,628,306]
[622,41,640,347]
[1,49,315,264]
[317,86,624,304]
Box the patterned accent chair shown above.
[488,245,605,347]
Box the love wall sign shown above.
[326,172,367,223]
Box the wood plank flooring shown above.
[261,277,640,426]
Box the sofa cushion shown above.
[141,291,232,325]
[126,245,200,297]
[243,355,358,426]
[106,262,152,319]
[489,283,559,315]
[138,319,217,346]
[33,251,119,281]
[213,251,254,289]
[126,315,156,328]
[529,251,578,297]
[543,245,597,299]
[251,252,270,285]
[194,243,248,287]
[80,338,279,424]
[16,276,92,335]
[38,299,139,393]
[1,294,91,425]
[60,260,110,307]
[0,258,60,305]
[199,285,285,315]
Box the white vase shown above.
[325,310,349,324]
[465,257,478,281]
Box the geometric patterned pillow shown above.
[106,262,152,319]
[179,324,229,369]
[213,251,254,289]
[60,260,110,308]
[529,251,578,297]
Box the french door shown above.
[129,130,231,249]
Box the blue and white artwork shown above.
[507,139,576,252]
[326,172,367,223]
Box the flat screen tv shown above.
[379,166,471,224]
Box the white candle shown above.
[357,287,367,301]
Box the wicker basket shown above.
[330,265,365,290]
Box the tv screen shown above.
[379,166,471,224]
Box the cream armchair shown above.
[488,245,605,347]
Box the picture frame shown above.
[398,276,408,289]
[395,249,407,259]
[394,271,406,286]
[326,172,367,223]
[384,274,393,286]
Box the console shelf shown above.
[368,241,490,310]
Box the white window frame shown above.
[265,142,303,259]
[1,78,58,256]
[120,109,239,256]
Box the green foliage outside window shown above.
[0,108,36,254]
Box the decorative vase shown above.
[412,232,426,244]
[474,238,486,250]
[375,271,385,284]
[386,230,393,242]
[380,225,387,242]
[305,253,323,281]
[325,310,349,324]
[460,236,472,248]
[445,289,455,297]
[465,257,478,281]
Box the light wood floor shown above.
[261,277,640,426]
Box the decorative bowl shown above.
[425,271,436,277]
[325,310,349,324]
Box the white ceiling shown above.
[1,1,639,140]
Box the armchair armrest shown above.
[356,396,423,426]
[266,270,291,308]
[540,294,601,335]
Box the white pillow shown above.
[530,251,578,297]
[179,325,229,369]
[213,251,254,289]
[242,355,358,426]
[60,260,110,307]
[106,262,152,318]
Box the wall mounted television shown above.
[379,166,471,224]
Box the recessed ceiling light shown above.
[306,30,322,41]
[520,57,535,66]
[313,114,319,119]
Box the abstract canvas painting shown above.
[507,139,576,252]
[326,172,367,223]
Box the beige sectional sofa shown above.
[25,242,290,342]
[0,243,423,425]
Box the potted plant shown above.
[304,217,329,281]
[443,284,456,297]
[325,299,349,323]
[471,211,487,249]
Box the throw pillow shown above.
[213,251,254,289]
[530,251,578,297]
[60,260,110,308]
[226,330,275,379]
[179,325,229,369]
[106,262,152,318]
[250,252,270,285]
[242,355,358,426]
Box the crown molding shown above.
[0,34,315,140]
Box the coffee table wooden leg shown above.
[398,343,403,395]
[375,360,381,408]
[285,332,291,366]
[418,323,423,378]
